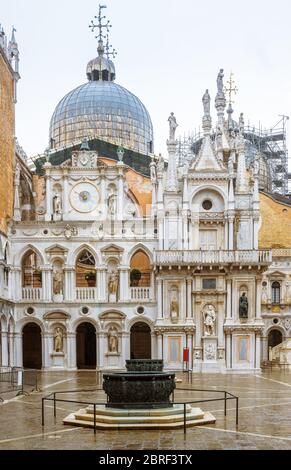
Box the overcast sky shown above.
[1,0,291,158]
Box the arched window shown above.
[272,282,281,304]
[22,250,42,288]
[130,250,151,287]
[76,250,96,287]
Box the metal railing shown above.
[0,367,39,402]
[42,385,239,435]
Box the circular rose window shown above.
[202,200,213,211]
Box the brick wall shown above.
[0,49,14,235]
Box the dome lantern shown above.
[87,4,117,82]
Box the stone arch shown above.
[128,316,154,331]
[129,246,152,288]
[15,245,44,266]
[0,314,7,331]
[75,248,97,288]
[69,244,99,266]
[16,316,45,335]
[190,185,226,211]
[127,244,153,265]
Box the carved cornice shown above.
[224,324,264,334]
[154,325,195,334]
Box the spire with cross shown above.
[224,72,238,105]
[105,33,117,60]
[89,4,112,50]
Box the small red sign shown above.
[183,347,189,362]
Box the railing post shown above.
[42,398,45,427]
[236,397,239,426]
[224,391,227,417]
[183,403,186,435]
[94,403,96,435]
[54,392,56,419]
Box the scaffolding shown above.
[177,115,290,197]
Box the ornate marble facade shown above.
[1,16,291,373]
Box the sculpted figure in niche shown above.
[168,112,178,141]
[53,269,63,295]
[53,194,62,214]
[108,270,119,295]
[203,304,216,336]
[54,327,63,352]
[108,193,117,216]
[108,326,118,353]
[239,292,248,319]
[170,294,179,320]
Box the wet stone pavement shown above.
[0,370,291,450]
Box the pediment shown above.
[267,270,287,278]
[101,244,124,253]
[99,311,126,321]
[43,311,71,320]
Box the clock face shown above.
[69,183,99,213]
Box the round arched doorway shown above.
[268,329,283,359]
[130,322,151,359]
[22,323,42,369]
[76,323,96,369]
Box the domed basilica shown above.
[1,5,291,374]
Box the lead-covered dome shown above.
[49,38,154,155]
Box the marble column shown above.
[157,333,163,359]
[119,268,129,302]
[186,278,192,319]
[226,334,231,369]
[8,332,14,366]
[64,267,74,301]
[256,278,262,319]
[117,165,124,221]
[1,331,8,366]
[157,278,163,320]
[224,222,228,249]
[67,332,77,369]
[229,218,234,250]
[255,334,261,368]
[14,333,22,367]
[123,332,130,363]
[98,333,106,368]
[44,163,52,222]
[226,278,232,319]
[43,333,50,369]
[62,172,68,217]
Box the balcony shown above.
[76,287,97,301]
[130,287,153,301]
[153,250,272,266]
[22,288,42,301]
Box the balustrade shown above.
[154,250,272,265]
[22,288,42,300]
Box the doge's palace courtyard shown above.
[0,371,291,450]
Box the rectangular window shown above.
[199,230,217,250]
[202,279,216,290]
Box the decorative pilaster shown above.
[67,333,77,369]
[256,277,262,320]
[117,163,124,220]
[13,163,21,221]
[44,163,52,222]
